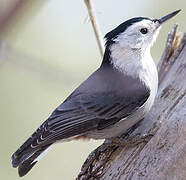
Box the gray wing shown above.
[30,90,150,147]
[30,68,150,147]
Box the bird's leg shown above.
[107,133,154,147]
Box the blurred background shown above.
[0,0,185,179]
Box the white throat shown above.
[110,44,151,77]
[110,43,158,100]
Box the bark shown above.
[77,25,186,180]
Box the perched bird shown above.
[12,10,180,177]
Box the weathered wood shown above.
[77,26,186,180]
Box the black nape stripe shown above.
[104,17,151,46]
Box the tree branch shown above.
[77,26,186,180]
[84,0,104,57]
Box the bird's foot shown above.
[106,133,154,147]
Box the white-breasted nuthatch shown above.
[12,10,181,177]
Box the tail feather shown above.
[18,146,49,177]
[18,157,37,177]
[12,136,52,177]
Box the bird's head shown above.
[104,10,181,59]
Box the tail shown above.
[12,136,52,177]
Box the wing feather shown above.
[28,68,150,147]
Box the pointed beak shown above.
[153,9,181,25]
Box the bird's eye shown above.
[140,28,148,34]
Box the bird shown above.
[11,10,180,177]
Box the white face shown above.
[114,19,161,51]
